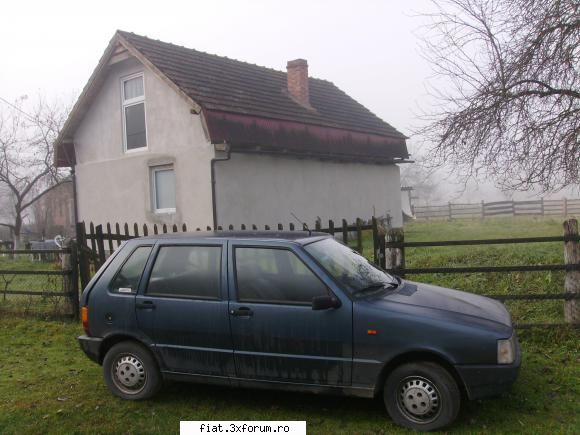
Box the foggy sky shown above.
[0,0,574,202]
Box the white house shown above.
[54,31,410,229]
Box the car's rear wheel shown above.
[383,362,460,431]
[103,341,161,400]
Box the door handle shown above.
[230,307,253,317]
[136,301,156,310]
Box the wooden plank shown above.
[0,249,70,254]
[115,223,122,247]
[89,222,96,253]
[106,223,114,253]
[356,218,363,253]
[0,290,73,297]
[0,270,72,275]
[95,224,106,265]
[563,219,580,323]
[388,264,576,274]
[386,235,574,248]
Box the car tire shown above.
[383,362,460,432]
[102,341,161,400]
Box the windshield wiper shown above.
[353,281,398,296]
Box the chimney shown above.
[286,59,310,107]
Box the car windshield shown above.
[304,238,397,295]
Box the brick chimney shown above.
[286,59,310,107]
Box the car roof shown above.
[136,231,331,245]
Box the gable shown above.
[55,31,409,167]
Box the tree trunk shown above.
[13,215,22,250]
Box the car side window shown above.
[110,246,152,293]
[235,247,328,305]
[146,245,221,299]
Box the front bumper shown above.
[455,336,521,400]
[78,335,103,364]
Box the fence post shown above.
[541,197,545,216]
[385,228,405,277]
[356,218,363,254]
[342,219,348,244]
[372,217,380,266]
[62,242,80,320]
[563,197,568,216]
[70,242,80,320]
[76,222,90,290]
[95,224,106,267]
[448,202,452,221]
[563,219,579,323]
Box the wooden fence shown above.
[0,248,79,319]
[76,218,388,290]
[414,198,580,220]
[384,219,580,327]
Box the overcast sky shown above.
[0,0,570,201]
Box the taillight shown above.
[81,306,89,335]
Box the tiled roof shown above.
[118,31,406,140]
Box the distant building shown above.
[32,181,75,238]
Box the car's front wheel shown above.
[383,362,460,431]
[102,341,161,400]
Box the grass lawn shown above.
[0,317,578,434]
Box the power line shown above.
[0,95,37,122]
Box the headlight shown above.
[497,336,515,364]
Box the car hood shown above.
[378,280,512,327]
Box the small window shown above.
[146,246,221,299]
[122,74,147,151]
[151,166,176,212]
[235,247,328,305]
[110,246,152,293]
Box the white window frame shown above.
[121,72,148,153]
[151,165,176,214]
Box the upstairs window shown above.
[122,74,147,151]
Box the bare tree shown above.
[400,160,444,206]
[419,0,579,192]
[0,96,69,248]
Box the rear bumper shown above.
[78,335,103,364]
[455,337,521,400]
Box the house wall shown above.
[214,153,403,228]
[73,57,215,228]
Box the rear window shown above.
[146,245,222,299]
[110,246,152,293]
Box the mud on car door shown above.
[227,241,353,385]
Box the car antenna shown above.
[291,212,312,236]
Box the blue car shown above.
[78,232,520,431]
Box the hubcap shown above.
[112,355,146,394]
[398,376,441,423]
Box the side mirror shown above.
[312,295,341,310]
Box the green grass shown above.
[0,317,578,434]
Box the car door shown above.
[135,240,235,377]
[228,241,353,385]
